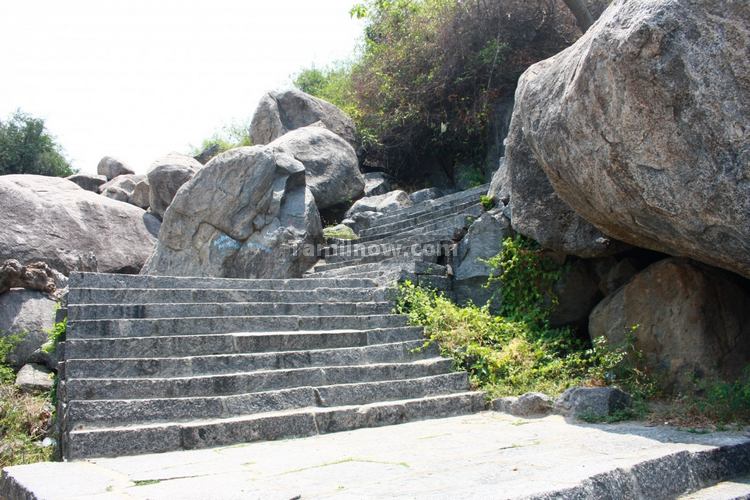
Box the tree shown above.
[0,110,75,177]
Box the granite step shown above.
[64,391,487,459]
[66,372,470,427]
[69,287,392,306]
[68,301,393,321]
[64,340,437,378]
[358,202,483,240]
[65,358,454,400]
[355,206,483,243]
[67,314,410,339]
[63,326,426,359]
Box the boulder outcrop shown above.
[512,0,750,278]
[147,153,203,219]
[0,289,57,369]
[66,173,107,193]
[143,146,323,279]
[0,175,160,275]
[99,174,150,209]
[345,190,412,218]
[250,89,357,148]
[96,156,134,180]
[271,127,364,210]
[589,258,750,391]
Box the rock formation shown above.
[250,89,357,148]
[511,0,750,278]
[143,145,323,279]
[0,175,160,275]
[147,153,203,219]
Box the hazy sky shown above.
[0,0,363,174]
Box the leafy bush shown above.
[298,0,580,183]
[479,194,495,211]
[323,225,359,241]
[42,319,66,355]
[189,119,252,159]
[0,110,76,177]
[484,235,565,328]
[0,333,26,384]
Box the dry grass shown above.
[0,384,55,468]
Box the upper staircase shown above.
[58,185,489,460]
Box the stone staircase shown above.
[308,184,488,286]
[58,186,489,460]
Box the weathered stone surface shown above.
[250,89,357,147]
[143,146,323,279]
[453,211,511,306]
[271,127,364,210]
[0,290,57,369]
[514,0,750,278]
[555,387,631,420]
[99,174,150,209]
[591,256,640,296]
[0,175,160,275]
[147,153,202,219]
[364,172,391,197]
[0,260,67,296]
[492,392,553,417]
[193,143,221,165]
[346,190,412,218]
[410,188,445,205]
[96,156,134,180]
[66,174,107,192]
[15,363,54,394]
[484,94,515,179]
[549,260,602,328]
[504,117,621,258]
[589,258,750,391]
[487,159,510,205]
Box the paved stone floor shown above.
[5,412,750,499]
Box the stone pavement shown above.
[4,412,750,499]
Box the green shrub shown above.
[189,119,252,158]
[0,333,26,384]
[479,195,495,211]
[42,319,66,355]
[484,235,565,329]
[0,110,76,177]
[323,225,359,241]
[298,0,579,183]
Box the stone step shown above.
[314,252,441,274]
[69,287,392,305]
[354,198,481,238]
[66,373,470,427]
[356,205,483,243]
[356,185,488,230]
[324,231,456,265]
[64,340,438,378]
[70,272,380,291]
[64,358,455,400]
[679,474,750,499]
[68,314,410,339]
[64,391,487,459]
[64,326,426,359]
[358,202,482,240]
[310,261,447,279]
[69,301,393,321]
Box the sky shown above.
[0,0,364,174]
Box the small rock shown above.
[364,172,391,197]
[15,363,54,394]
[555,387,632,420]
[345,190,412,218]
[491,393,553,417]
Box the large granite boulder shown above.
[503,116,622,258]
[147,153,203,219]
[99,174,150,209]
[0,175,160,275]
[0,289,57,369]
[66,173,107,193]
[250,89,357,148]
[453,211,511,306]
[345,190,412,219]
[271,127,364,210]
[96,156,134,180]
[589,258,750,392]
[512,0,750,278]
[143,146,323,279]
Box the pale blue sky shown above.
[0,0,363,174]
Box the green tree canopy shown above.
[0,110,75,177]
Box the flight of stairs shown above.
[309,185,488,285]
[58,186,489,460]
